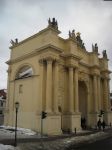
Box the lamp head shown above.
[15,102,19,109]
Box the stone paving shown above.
[18,130,111,150]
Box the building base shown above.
[87,112,99,128]
[62,113,81,132]
[103,111,112,125]
[41,113,62,135]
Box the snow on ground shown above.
[1,126,36,135]
[0,126,110,150]
[19,131,109,150]
[0,126,38,139]
[63,131,107,144]
[0,126,38,150]
[0,144,20,150]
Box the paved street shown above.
[0,127,112,150]
[65,128,112,150]
[15,129,112,150]
[70,136,112,150]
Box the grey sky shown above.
[0,0,112,90]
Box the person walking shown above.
[102,120,106,131]
[97,119,101,130]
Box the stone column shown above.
[97,76,101,110]
[107,79,111,109]
[86,84,90,114]
[39,59,44,112]
[68,67,74,113]
[74,68,79,113]
[93,75,98,112]
[46,59,53,113]
[54,61,59,113]
[103,78,109,111]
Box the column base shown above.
[87,112,99,128]
[62,113,81,132]
[103,111,112,125]
[42,113,62,135]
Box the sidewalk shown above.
[18,129,112,150]
[0,127,99,145]
[0,126,112,150]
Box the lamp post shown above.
[14,101,19,147]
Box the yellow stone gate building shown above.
[4,18,112,134]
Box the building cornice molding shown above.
[101,69,112,74]
[6,44,63,65]
[60,53,82,61]
[9,27,61,49]
[90,65,100,69]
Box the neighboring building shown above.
[0,89,6,125]
[4,18,112,134]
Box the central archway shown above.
[78,81,88,119]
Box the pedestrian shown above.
[97,119,101,130]
[102,120,106,131]
[81,117,86,130]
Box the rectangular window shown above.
[19,84,23,93]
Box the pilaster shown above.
[93,75,98,112]
[103,78,109,111]
[46,59,53,113]
[54,60,59,113]
[68,67,74,113]
[97,76,101,110]
[39,59,45,112]
[74,68,79,113]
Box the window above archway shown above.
[15,65,33,80]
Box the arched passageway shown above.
[78,81,88,119]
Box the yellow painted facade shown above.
[4,18,112,134]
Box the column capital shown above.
[46,58,53,64]
[55,59,61,65]
[39,59,44,65]
[69,67,74,71]
[75,67,79,71]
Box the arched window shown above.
[15,65,33,80]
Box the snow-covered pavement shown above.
[0,126,38,150]
[0,126,38,139]
[0,126,110,150]
[0,144,19,150]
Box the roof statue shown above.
[92,44,94,51]
[69,29,76,39]
[69,30,72,38]
[76,32,86,50]
[92,43,98,53]
[71,29,75,38]
[95,43,98,53]
[48,17,58,30]
[102,50,108,59]
[10,38,18,46]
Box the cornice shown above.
[90,65,100,69]
[6,44,63,65]
[101,69,112,74]
[9,27,61,49]
[99,57,109,61]
[60,53,82,61]
[79,62,90,68]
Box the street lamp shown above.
[14,101,19,147]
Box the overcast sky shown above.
[0,0,112,91]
